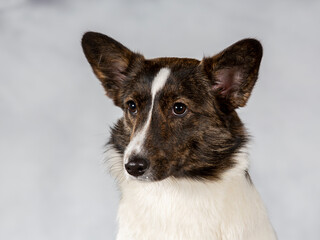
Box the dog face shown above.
[82,32,262,181]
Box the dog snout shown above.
[125,156,149,177]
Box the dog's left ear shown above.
[201,39,263,110]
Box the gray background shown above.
[1,0,319,239]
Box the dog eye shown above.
[127,100,137,115]
[173,102,187,116]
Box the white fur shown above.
[123,68,171,167]
[106,147,277,240]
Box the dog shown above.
[81,32,277,240]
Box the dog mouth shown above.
[135,174,154,182]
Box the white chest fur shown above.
[115,154,277,240]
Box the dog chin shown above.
[125,171,168,182]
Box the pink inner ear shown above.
[213,67,243,97]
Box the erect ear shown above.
[81,32,144,107]
[201,38,263,110]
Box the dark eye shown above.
[173,102,187,116]
[127,100,137,115]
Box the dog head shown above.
[82,32,262,182]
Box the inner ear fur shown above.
[81,32,144,107]
[201,38,263,110]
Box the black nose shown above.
[125,157,149,177]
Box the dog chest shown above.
[116,176,276,240]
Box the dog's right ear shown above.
[82,32,144,107]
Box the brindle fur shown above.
[82,32,262,181]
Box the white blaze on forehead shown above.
[124,68,171,164]
[151,68,171,96]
